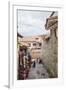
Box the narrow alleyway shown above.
[27,60,49,79]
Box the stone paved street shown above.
[28,61,49,79]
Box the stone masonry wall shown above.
[42,30,58,78]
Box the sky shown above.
[17,10,57,37]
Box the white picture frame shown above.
[9,1,64,88]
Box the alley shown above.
[28,60,49,79]
[17,11,58,80]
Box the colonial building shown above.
[20,35,43,59]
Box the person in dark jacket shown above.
[33,61,36,68]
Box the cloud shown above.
[18,10,53,36]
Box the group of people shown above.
[19,46,32,67]
[18,46,43,80]
[18,46,32,80]
[32,58,43,68]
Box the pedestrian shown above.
[33,61,36,68]
[39,58,42,64]
[28,52,32,68]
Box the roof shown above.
[17,33,23,38]
[21,35,42,42]
[45,12,58,30]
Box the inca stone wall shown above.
[42,30,58,78]
[42,13,58,78]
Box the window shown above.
[39,43,42,46]
[35,38,39,40]
[33,43,36,46]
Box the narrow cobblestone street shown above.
[17,11,58,80]
[28,60,49,79]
